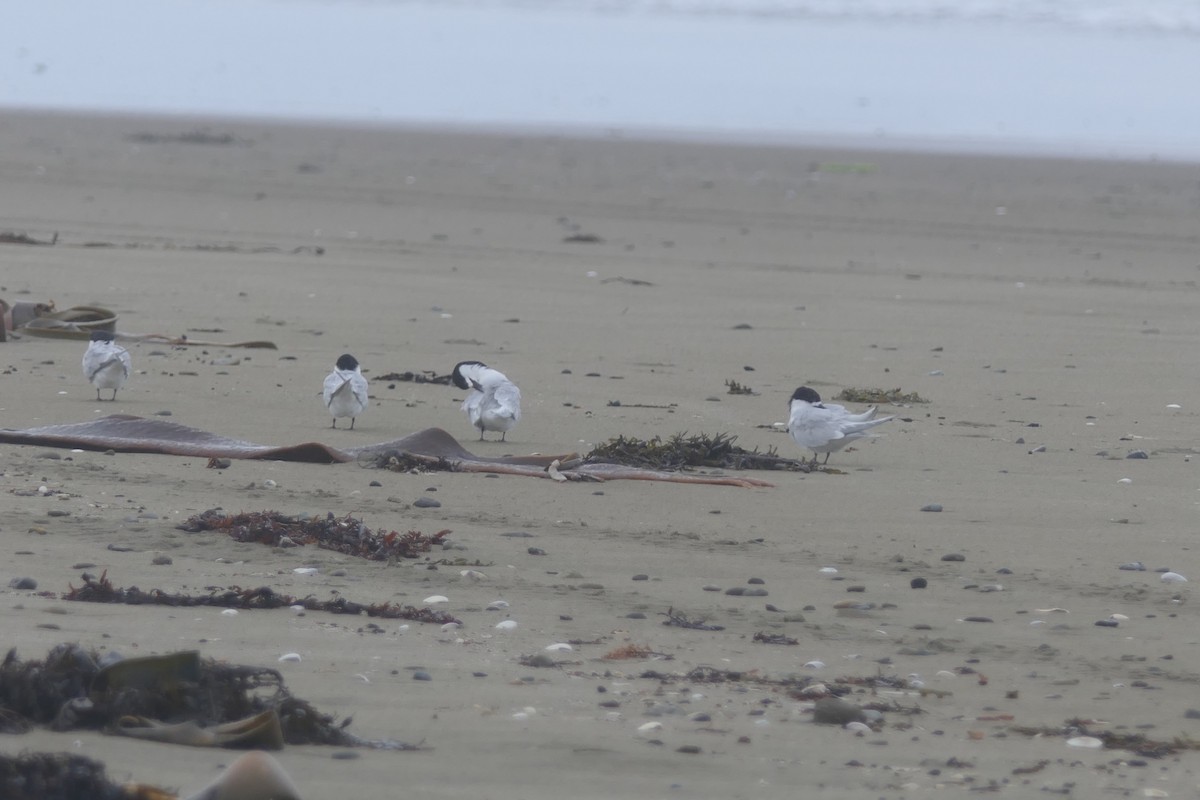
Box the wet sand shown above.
[2,109,1199,798]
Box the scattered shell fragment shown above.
[289,604,305,615]
[1032,608,1070,614]
[803,660,826,669]
[818,567,838,574]
[460,570,487,581]
[292,567,318,575]
[1117,478,1133,485]
[278,652,302,663]
[220,609,239,617]
[546,460,568,482]
[440,622,460,633]
[545,643,574,652]
[495,620,518,631]
[637,721,663,734]
[1066,736,1104,749]
[1161,572,1188,583]
[486,600,510,610]
[423,595,450,604]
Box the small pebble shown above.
[910,578,927,589]
[413,497,441,508]
[412,671,432,681]
[1118,561,1146,571]
[527,547,546,556]
[941,553,965,562]
[920,504,943,513]
[8,577,37,590]
[632,574,649,581]
[1126,450,1149,459]
[1094,619,1119,628]
[151,555,172,566]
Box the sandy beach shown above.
[2,109,1200,798]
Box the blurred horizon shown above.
[5,0,1199,160]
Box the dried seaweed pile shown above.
[64,570,461,626]
[177,509,450,561]
[0,752,138,800]
[0,643,393,748]
[586,431,807,472]
[374,369,451,385]
[835,386,928,404]
[1011,718,1200,758]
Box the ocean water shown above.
[4,0,1199,159]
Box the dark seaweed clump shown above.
[585,431,808,472]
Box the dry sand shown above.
[2,109,1200,798]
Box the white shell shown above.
[423,595,450,604]
[818,567,838,574]
[289,604,305,614]
[292,567,318,575]
[1117,478,1133,485]
[798,683,827,697]
[845,721,871,733]
[486,600,510,610]
[803,660,825,669]
[637,722,663,733]
[440,622,461,632]
[460,570,487,581]
[1109,613,1129,621]
[220,609,239,617]
[278,652,302,663]
[545,643,573,652]
[397,624,410,633]
[936,670,957,679]
[494,620,518,631]
[1161,572,1188,583]
[1066,736,1103,749]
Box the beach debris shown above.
[0,230,58,246]
[0,751,163,800]
[1011,720,1200,758]
[660,607,725,631]
[0,417,774,486]
[586,431,807,472]
[752,632,798,646]
[63,570,461,626]
[724,379,756,395]
[0,643,419,750]
[177,509,450,561]
[834,387,928,405]
[374,369,452,385]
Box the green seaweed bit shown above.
[724,379,755,395]
[835,387,928,404]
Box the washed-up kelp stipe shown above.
[176,509,449,560]
[64,570,462,626]
[0,643,415,749]
[0,415,774,486]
